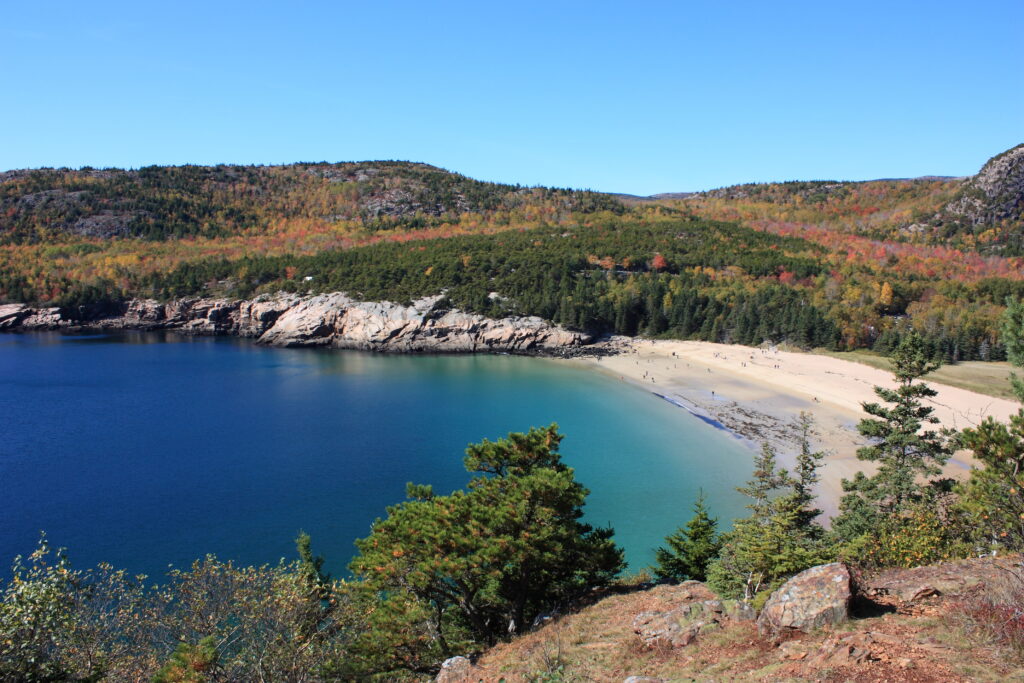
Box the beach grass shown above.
[814,349,1018,401]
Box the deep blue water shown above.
[0,332,752,578]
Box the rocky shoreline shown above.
[0,292,597,355]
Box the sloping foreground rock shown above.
[0,293,591,353]
[757,562,851,638]
[633,580,755,648]
[860,555,1010,613]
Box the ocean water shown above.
[0,332,752,578]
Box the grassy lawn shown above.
[815,349,1018,400]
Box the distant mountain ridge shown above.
[0,161,622,242]
[3,146,1020,250]
[631,177,961,201]
[632,146,1023,254]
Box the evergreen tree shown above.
[707,443,829,601]
[832,331,954,543]
[1003,296,1024,399]
[793,412,826,531]
[957,298,1024,550]
[735,443,792,518]
[653,491,721,582]
[350,424,624,667]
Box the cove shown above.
[0,332,752,579]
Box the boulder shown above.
[757,563,851,637]
[435,655,472,683]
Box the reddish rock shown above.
[633,581,754,649]
[757,563,851,637]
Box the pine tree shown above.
[832,331,954,543]
[957,297,1024,549]
[1003,296,1024,400]
[350,424,624,657]
[707,443,829,601]
[793,412,826,530]
[735,443,792,518]
[653,491,721,582]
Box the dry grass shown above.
[815,349,1017,400]
[467,584,754,681]
[450,558,1024,681]
[953,563,1024,665]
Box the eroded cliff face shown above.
[0,293,590,353]
[943,143,1024,228]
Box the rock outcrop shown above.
[943,143,1024,229]
[0,293,591,354]
[860,555,1010,614]
[633,580,755,649]
[434,656,473,683]
[757,563,851,638]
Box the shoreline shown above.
[567,338,1020,519]
[5,311,1018,518]
[0,293,591,354]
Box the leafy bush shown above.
[839,504,969,569]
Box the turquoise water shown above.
[0,332,752,578]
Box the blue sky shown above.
[1,1,1021,194]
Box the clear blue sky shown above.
[1,1,1021,194]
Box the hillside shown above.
[0,162,621,241]
[659,145,1024,255]
[1,147,1023,362]
[935,144,1024,251]
[451,558,1024,682]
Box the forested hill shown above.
[0,161,623,242]
[654,144,1024,256]
[1,147,1023,361]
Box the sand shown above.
[570,338,1020,518]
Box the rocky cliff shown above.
[943,143,1024,229]
[0,293,591,353]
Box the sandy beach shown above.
[571,339,1020,518]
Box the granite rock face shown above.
[1,293,590,353]
[257,293,587,351]
[944,143,1024,228]
[0,304,31,329]
[757,563,851,638]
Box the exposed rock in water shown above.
[757,563,851,638]
[0,293,592,354]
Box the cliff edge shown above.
[0,292,591,354]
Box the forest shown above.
[2,149,1023,361]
